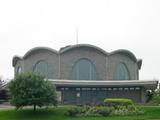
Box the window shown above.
[113,88,117,91]
[108,88,112,91]
[92,88,96,90]
[114,63,129,80]
[135,87,140,90]
[124,88,129,90]
[102,88,107,90]
[119,88,123,90]
[71,58,98,80]
[65,88,69,90]
[76,88,81,91]
[33,60,52,79]
[130,88,134,90]
[61,88,64,90]
[16,66,22,74]
[82,88,91,90]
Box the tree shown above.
[0,76,2,86]
[9,72,58,111]
[152,89,160,105]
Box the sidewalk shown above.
[0,102,14,110]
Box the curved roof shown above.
[13,47,58,67]
[59,44,108,55]
[23,47,58,59]
[60,44,138,61]
[12,44,142,69]
[12,55,22,67]
[109,49,137,62]
[59,44,141,69]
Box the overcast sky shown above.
[0,0,160,80]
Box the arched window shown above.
[33,60,52,79]
[16,66,22,74]
[114,63,129,80]
[71,58,98,80]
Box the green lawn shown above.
[0,106,160,120]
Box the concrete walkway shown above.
[0,102,14,110]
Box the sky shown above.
[0,0,160,80]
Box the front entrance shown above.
[59,87,142,104]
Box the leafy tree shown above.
[0,76,2,86]
[9,72,58,111]
[152,89,160,105]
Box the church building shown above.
[12,44,158,104]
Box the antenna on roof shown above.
[76,26,79,44]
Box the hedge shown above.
[104,98,134,107]
[65,106,113,117]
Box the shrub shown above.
[146,90,154,102]
[112,106,129,116]
[103,98,142,116]
[95,106,113,116]
[65,107,79,116]
[65,106,113,117]
[104,98,134,107]
[152,89,160,105]
[84,107,101,117]
[65,106,88,116]
[111,105,144,116]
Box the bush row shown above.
[104,98,134,107]
[65,105,143,117]
[65,98,144,117]
[65,106,113,117]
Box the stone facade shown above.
[13,44,142,80]
[12,44,156,104]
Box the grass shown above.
[0,106,160,120]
